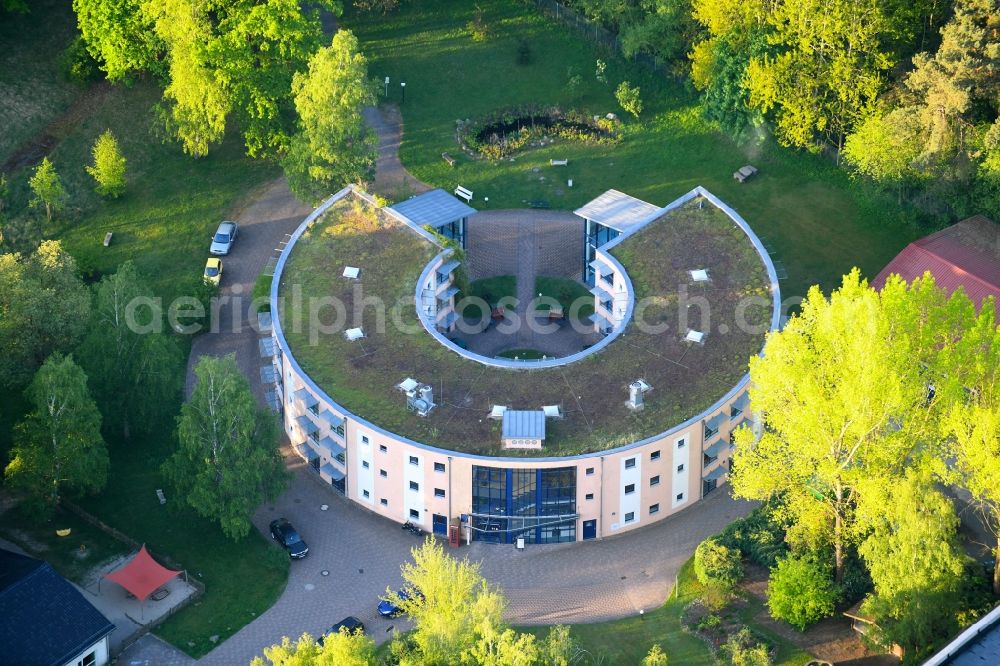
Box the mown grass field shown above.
[0,2,285,657]
[346,0,920,303]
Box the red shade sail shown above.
[103,545,181,602]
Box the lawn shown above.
[535,275,594,320]
[346,0,920,303]
[1,2,286,657]
[280,194,768,455]
[462,275,517,319]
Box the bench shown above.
[549,159,568,166]
[528,200,550,209]
[454,185,473,203]
[103,232,113,247]
[156,489,166,505]
[441,152,456,167]
[733,165,759,183]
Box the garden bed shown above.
[458,105,617,160]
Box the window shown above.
[676,492,684,501]
[624,483,635,494]
[361,435,370,445]
[379,444,388,453]
[624,511,635,523]
[379,469,387,478]
[409,481,419,491]
[409,509,419,519]
[362,460,370,469]
[650,475,660,486]
[434,462,446,472]
[434,488,446,498]
[333,424,345,437]
[650,450,660,461]
[78,653,96,666]
[650,503,660,515]
[362,489,370,498]
[600,299,612,312]
[677,439,686,449]
[409,455,419,466]
[585,467,595,475]
[585,493,594,500]
[625,457,636,469]
[677,464,684,472]
[380,498,388,506]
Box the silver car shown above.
[210,221,238,255]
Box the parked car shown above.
[269,518,309,559]
[319,616,365,644]
[209,221,239,255]
[203,258,222,286]
[378,587,421,617]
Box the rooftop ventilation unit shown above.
[690,269,710,283]
[685,329,705,344]
[345,327,364,341]
[627,379,652,410]
[343,266,360,279]
[407,383,435,417]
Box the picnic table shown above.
[491,306,505,320]
[733,165,759,183]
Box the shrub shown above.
[467,4,490,42]
[720,627,771,666]
[767,552,837,630]
[86,130,127,198]
[643,644,669,665]
[716,502,789,567]
[61,35,101,82]
[694,537,744,590]
[615,81,643,118]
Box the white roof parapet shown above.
[574,189,663,233]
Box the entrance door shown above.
[432,514,448,536]
[582,519,597,540]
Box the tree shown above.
[282,30,377,200]
[731,270,975,582]
[73,0,163,80]
[615,81,643,118]
[745,0,892,154]
[163,354,287,540]
[843,108,924,198]
[720,627,771,666]
[643,644,669,665]
[86,130,128,197]
[766,552,837,630]
[252,631,376,666]
[856,467,969,655]
[0,240,92,386]
[79,261,181,438]
[4,353,108,515]
[694,537,744,590]
[28,158,68,222]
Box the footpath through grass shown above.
[347,0,920,302]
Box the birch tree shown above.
[4,353,108,515]
[163,354,286,540]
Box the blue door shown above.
[582,519,597,540]
[432,514,448,536]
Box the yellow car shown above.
[203,257,223,286]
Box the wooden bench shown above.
[528,200,550,209]
[549,158,568,166]
[156,488,166,505]
[441,152,456,167]
[103,232,113,247]
[733,165,759,183]
[454,185,473,203]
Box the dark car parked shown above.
[269,518,309,559]
[378,587,422,617]
[319,616,365,645]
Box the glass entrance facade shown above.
[471,465,577,544]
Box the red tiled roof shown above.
[872,215,1000,317]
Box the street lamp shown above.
[384,76,389,97]
[400,81,406,104]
